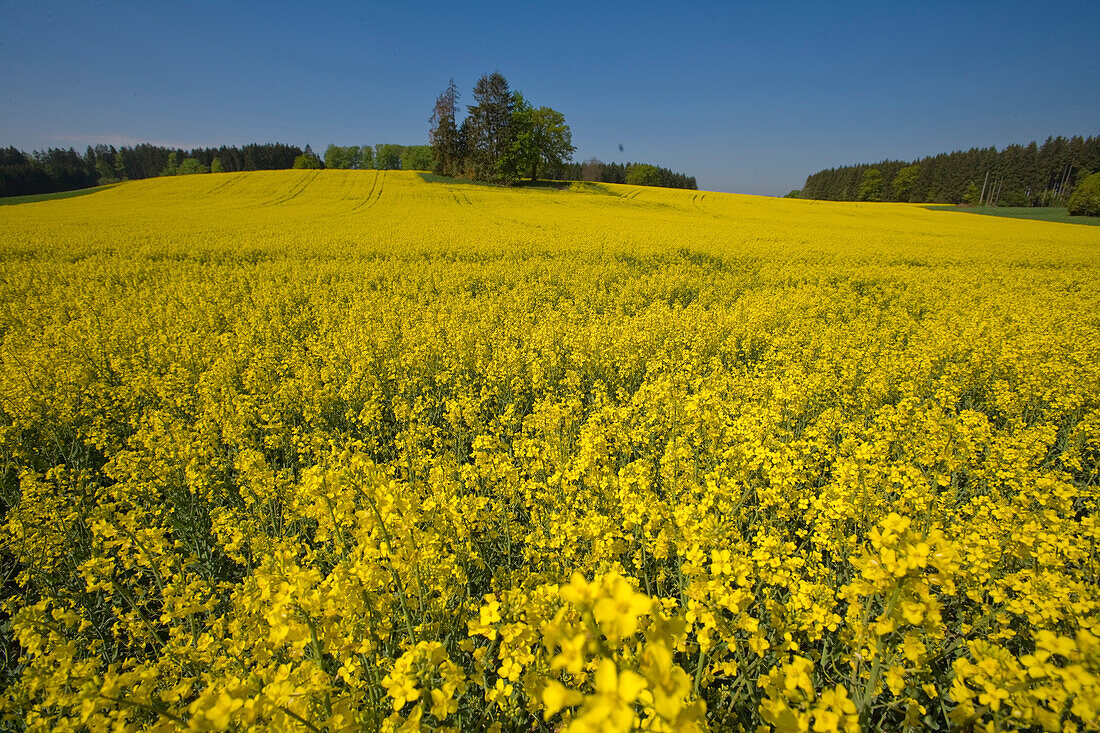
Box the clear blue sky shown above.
[2,1,1097,195]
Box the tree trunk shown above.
[530,160,538,183]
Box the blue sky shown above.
[2,1,1097,195]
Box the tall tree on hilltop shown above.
[430,79,462,177]
[466,72,515,182]
[502,93,575,182]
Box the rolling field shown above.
[0,185,118,207]
[2,170,1100,731]
[923,205,1100,227]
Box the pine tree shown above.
[430,79,462,176]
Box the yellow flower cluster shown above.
[1,170,1098,731]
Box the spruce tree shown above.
[466,72,515,182]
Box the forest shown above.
[799,135,1100,206]
[0,142,435,198]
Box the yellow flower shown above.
[542,680,584,718]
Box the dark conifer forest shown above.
[800,135,1100,205]
[0,143,304,197]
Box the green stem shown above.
[278,705,325,733]
[118,523,200,642]
[354,480,419,643]
[693,644,708,695]
[305,615,335,719]
[109,578,165,650]
[860,585,902,726]
[97,694,185,725]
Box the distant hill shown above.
[799,135,1100,206]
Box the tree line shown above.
[0,143,303,197]
[1,141,437,198]
[549,159,697,189]
[797,135,1100,207]
[311,144,432,172]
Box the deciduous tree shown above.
[177,157,209,175]
[161,151,179,176]
[625,164,660,187]
[374,144,403,171]
[324,145,361,170]
[581,158,603,182]
[359,146,375,169]
[891,164,920,202]
[292,147,323,169]
[400,145,433,171]
[1068,171,1100,216]
[857,168,883,201]
[502,94,574,182]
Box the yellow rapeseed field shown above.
[1,170,1099,732]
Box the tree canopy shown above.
[857,168,884,201]
[465,72,516,182]
[324,145,362,170]
[1067,171,1100,216]
[374,144,403,171]
[177,157,209,175]
[399,146,433,171]
[625,164,661,187]
[161,152,179,176]
[891,164,920,202]
[504,95,575,182]
[292,149,323,169]
[429,72,580,185]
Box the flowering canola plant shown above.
[1,170,1099,731]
